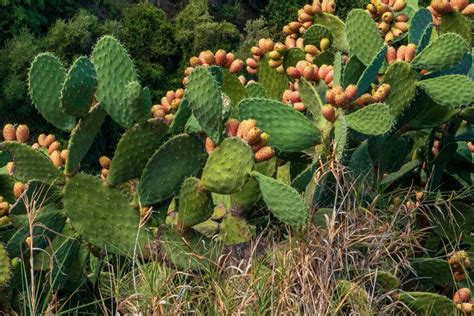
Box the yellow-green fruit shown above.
[320,38,331,51]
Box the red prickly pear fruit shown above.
[15,125,29,143]
[246,58,258,69]
[250,46,264,56]
[296,60,309,74]
[282,90,292,103]
[99,156,111,169]
[6,162,14,175]
[50,150,63,168]
[454,271,466,282]
[224,53,236,68]
[199,50,215,65]
[462,3,474,15]
[205,137,216,155]
[405,44,417,62]
[396,45,407,61]
[246,66,258,75]
[344,84,358,101]
[326,89,336,105]
[48,141,60,155]
[101,168,108,179]
[175,88,185,99]
[237,119,257,139]
[453,288,471,304]
[60,149,68,162]
[322,104,336,122]
[244,127,262,145]
[287,66,301,79]
[189,56,201,67]
[215,49,227,66]
[38,134,46,147]
[303,65,315,81]
[468,142,474,152]
[289,91,301,103]
[255,146,275,162]
[229,59,244,74]
[238,75,247,85]
[312,65,320,81]
[318,64,330,80]
[285,36,296,48]
[293,102,306,112]
[13,182,25,199]
[226,119,240,137]
[2,124,16,141]
[386,46,397,64]
[324,69,334,84]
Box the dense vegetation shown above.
[0,0,474,314]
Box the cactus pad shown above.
[346,103,393,136]
[238,98,321,152]
[397,292,455,315]
[123,81,152,127]
[169,97,192,134]
[356,45,387,97]
[383,62,417,116]
[245,82,268,98]
[346,9,384,66]
[0,142,63,185]
[138,134,206,206]
[65,105,107,175]
[411,33,469,72]
[0,243,10,286]
[201,137,254,194]
[61,56,97,117]
[439,12,472,46]
[304,24,334,48]
[186,67,224,143]
[91,35,138,128]
[258,55,288,100]
[10,181,61,216]
[417,75,474,109]
[108,120,168,186]
[177,177,213,230]
[343,55,366,88]
[409,8,433,46]
[222,71,247,113]
[64,173,151,257]
[252,171,308,226]
[28,53,76,131]
[283,48,306,70]
[299,79,325,128]
[219,214,253,245]
[313,13,349,52]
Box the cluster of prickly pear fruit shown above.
[184,49,243,84]
[386,44,417,64]
[2,124,30,143]
[448,251,471,282]
[98,155,111,179]
[366,0,409,43]
[283,81,306,111]
[428,0,474,25]
[151,88,185,123]
[0,196,11,227]
[454,288,473,313]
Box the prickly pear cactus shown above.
[177,177,213,230]
[0,243,10,286]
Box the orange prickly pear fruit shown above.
[189,56,201,67]
[462,3,474,15]
[13,182,25,199]
[6,162,14,175]
[244,127,261,145]
[255,146,275,162]
[43,134,56,149]
[101,168,109,179]
[344,84,358,101]
[237,119,257,139]
[38,134,46,147]
[205,137,216,155]
[175,88,185,99]
[453,288,471,304]
[48,141,60,155]
[355,93,374,107]
[60,149,68,162]
[215,49,227,66]
[50,150,63,168]
[322,104,337,122]
[386,46,397,64]
[32,143,40,149]
[226,119,240,137]
[99,156,111,169]
[15,125,29,143]
[250,46,264,56]
[229,59,244,74]
[405,44,417,62]
[199,50,215,65]
[224,53,236,68]
[246,58,258,69]
[2,124,16,141]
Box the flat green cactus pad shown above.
[343,55,366,88]
[65,105,107,175]
[258,55,289,100]
[245,82,268,98]
[0,243,11,286]
[334,116,348,160]
[439,12,472,46]
[356,45,387,97]
[313,13,349,52]
[169,97,192,134]
[9,181,61,216]
[138,134,207,206]
[283,48,306,69]
[28,53,76,131]
[397,292,455,315]
[299,78,324,128]
[417,75,474,109]
[177,177,213,230]
[346,9,383,66]
[123,81,152,127]
[238,98,321,152]
[219,214,253,245]
[222,71,247,114]
[91,35,138,128]
[64,173,151,257]
[186,67,224,143]
[61,56,97,117]
[409,8,433,46]
[108,120,168,186]
[346,103,393,136]
[201,137,254,194]
[251,171,308,226]
[0,142,64,185]
[411,33,469,72]
[383,62,417,116]
[304,24,334,48]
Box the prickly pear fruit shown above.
[244,127,261,145]
[462,3,474,15]
[322,104,336,122]
[6,162,14,175]
[457,303,473,313]
[13,182,25,199]
[99,156,111,169]
[237,119,257,139]
[48,141,60,155]
[101,168,108,179]
[43,134,56,149]
[50,150,62,167]
[453,288,471,304]
[205,137,216,155]
[405,44,416,62]
[320,38,331,51]
[37,134,46,147]
[255,146,275,162]
[3,124,16,141]
[15,125,29,143]
[450,0,468,11]
[60,149,68,162]
[226,119,240,137]
[199,50,215,65]
[215,49,227,66]
[229,59,244,74]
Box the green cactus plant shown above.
[0,243,11,287]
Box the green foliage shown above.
[263,0,306,32]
